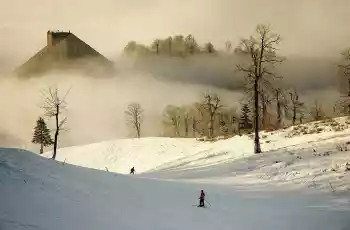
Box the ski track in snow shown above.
[1,118,350,229]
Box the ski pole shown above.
[205,200,211,206]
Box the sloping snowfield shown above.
[1,148,350,230]
[50,117,350,192]
[1,117,350,229]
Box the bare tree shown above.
[185,34,199,55]
[192,116,197,137]
[192,102,206,137]
[184,112,189,137]
[152,39,161,55]
[229,109,238,135]
[273,88,288,128]
[202,93,223,138]
[259,88,272,129]
[218,107,237,136]
[338,48,350,115]
[289,89,304,125]
[163,105,181,137]
[179,106,192,137]
[236,24,285,153]
[167,36,173,55]
[299,111,305,124]
[42,87,69,160]
[125,103,144,138]
[225,41,232,53]
[310,100,324,121]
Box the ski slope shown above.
[47,117,350,192]
[46,136,254,173]
[1,148,350,230]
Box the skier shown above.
[130,166,135,174]
[198,190,205,207]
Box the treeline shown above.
[161,94,238,138]
[122,23,350,154]
[125,93,251,140]
[149,91,303,139]
[123,34,225,57]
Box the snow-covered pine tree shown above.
[32,117,53,154]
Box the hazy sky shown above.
[1,0,350,68]
[0,0,348,149]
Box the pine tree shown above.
[32,117,53,154]
[239,104,252,130]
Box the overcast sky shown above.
[1,0,350,67]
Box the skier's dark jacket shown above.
[200,191,205,200]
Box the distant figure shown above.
[130,166,135,174]
[199,190,205,207]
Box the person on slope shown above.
[130,166,135,174]
[199,190,205,207]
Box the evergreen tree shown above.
[239,104,252,130]
[32,117,53,154]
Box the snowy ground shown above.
[1,148,350,230]
[2,117,350,229]
[49,117,350,193]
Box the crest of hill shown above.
[15,31,115,77]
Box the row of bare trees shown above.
[123,91,334,141]
[161,94,236,138]
[235,23,350,153]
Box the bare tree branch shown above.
[125,103,144,138]
[41,87,70,160]
[236,24,285,153]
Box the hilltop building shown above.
[15,31,114,77]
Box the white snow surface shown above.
[47,117,350,192]
[1,148,350,230]
[1,117,350,229]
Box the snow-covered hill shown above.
[1,148,350,230]
[45,117,350,193]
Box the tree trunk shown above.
[262,104,267,130]
[277,101,281,128]
[135,115,140,138]
[40,144,43,154]
[168,39,172,55]
[260,93,267,130]
[53,130,59,159]
[192,117,196,137]
[136,124,140,138]
[208,118,214,138]
[52,106,59,160]
[276,91,281,128]
[348,78,350,115]
[292,105,296,126]
[254,79,261,153]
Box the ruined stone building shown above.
[15,31,114,77]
